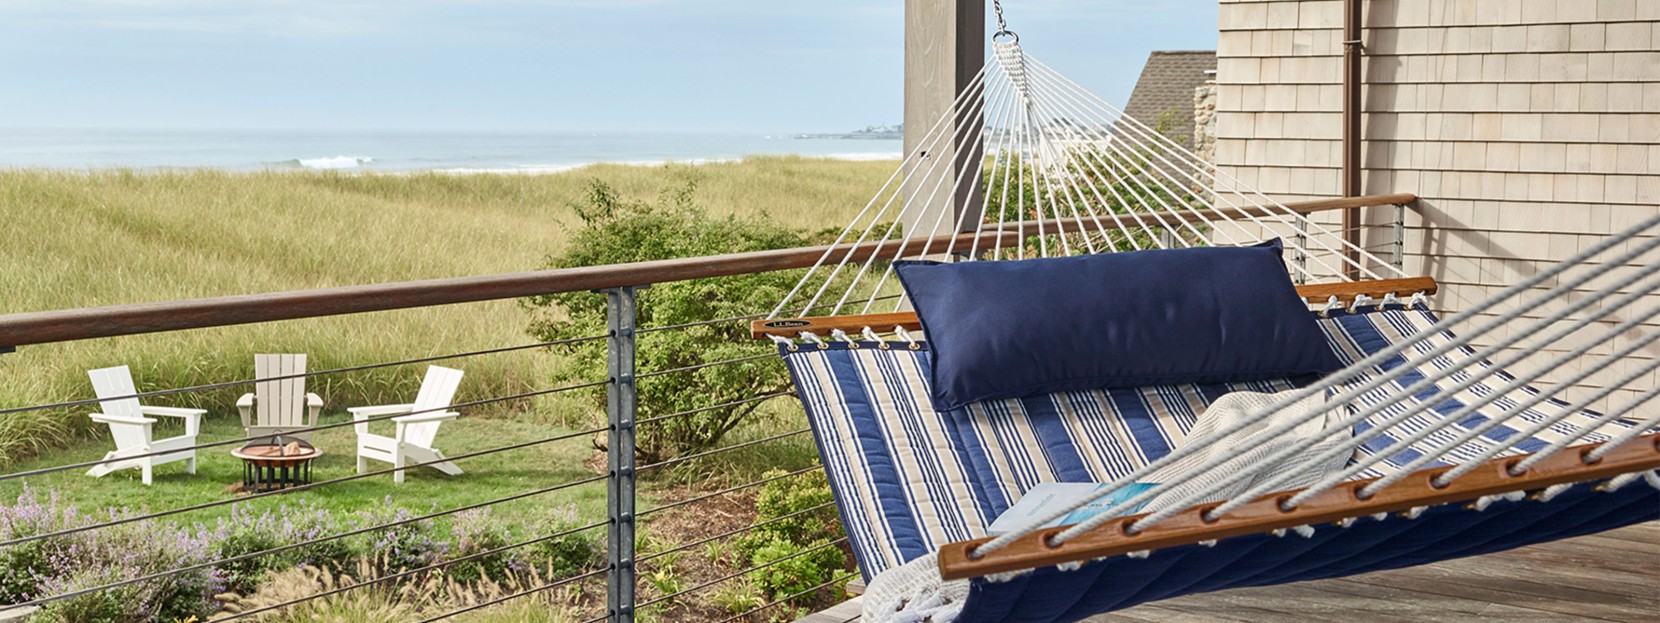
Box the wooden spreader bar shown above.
[751,276,1439,340]
[936,432,1660,580]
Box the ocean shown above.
[0,128,903,173]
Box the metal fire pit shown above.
[231,436,322,492]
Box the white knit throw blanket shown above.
[863,388,1351,623]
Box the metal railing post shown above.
[603,286,641,623]
[1294,218,1309,285]
[1393,203,1406,271]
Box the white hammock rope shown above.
[1082,222,1660,541]
[1076,246,1659,535]
[1023,54,1393,280]
[1256,284,1660,514]
[1024,55,1395,280]
[1196,270,1660,518]
[762,32,1659,582]
[780,62,997,318]
[769,40,1408,323]
[973,213,1660,557]
[849,68,1015,315]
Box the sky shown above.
[0,1,1219,133]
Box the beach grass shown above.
[0,157,895,465]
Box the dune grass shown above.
[0,157,895,465]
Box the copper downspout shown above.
[1342,0,1364,279]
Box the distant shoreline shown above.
[0,152,904,175]
[0,128,902,172]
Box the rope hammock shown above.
[754,8,1659,623]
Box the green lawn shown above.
[0,395,819,529]
[0,411,614,526]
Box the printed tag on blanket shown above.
[986,482,1160,535]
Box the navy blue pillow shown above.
[893,240,1343,411]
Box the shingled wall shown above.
[1215,0,1660,410]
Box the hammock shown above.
[754,8,1660,623]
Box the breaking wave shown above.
[293,156,374,170]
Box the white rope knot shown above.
[832,328,863,349]
[799,331,829,349]
[985,570,1026,583]
[1320,295,1342,317]
[1407,291,1428,307]
[894,326,922,350]
[1126,550,1151,559]
[1645,470,1660,490]
[1055,561,1083,572]
[1470,495,1499,512]
[767,334,793,346]
[862,326,884,342]
[1198,539,1218,548]
[875,588,963,623]
[1600,472,1640,492]
[1349,294,1374,313]
[1370,512,1389,522]
[1291,524,1316,538]
[1536,482,1575,502]
[1403,506,1428,520]
[1335,517,1355,528]
[1382,292,1402,309]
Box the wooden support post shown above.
[904,0,986,246]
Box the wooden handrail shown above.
[0,193,1415,348]
[936,432,1660,580]
[751,277,1439,339]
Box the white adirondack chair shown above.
[236,354,323,442]
[85,366,204,485]
[350,366,465,484]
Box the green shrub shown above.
[351,505,447,575]
[526,506,602,580]
[445,509,524,585]
[735,470,847,611]
[25,567,134,623]
[747,537,845,606]
[524,178,821,463]
[213,502,356,592]
[709,577,765,616]
[0,489,224,622]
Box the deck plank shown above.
[791,597,862,623]
[1592,521,1660,547]
[1091,524,1659,623]
[808,525,1659,623]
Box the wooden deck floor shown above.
[800,521,1658,623]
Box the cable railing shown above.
[0,194,1410,623]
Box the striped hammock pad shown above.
[780,306,1652,580]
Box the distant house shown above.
[1124,50,1219,146]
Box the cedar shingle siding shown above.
[1125,50,1219,145]
[1216,0,1660,411]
